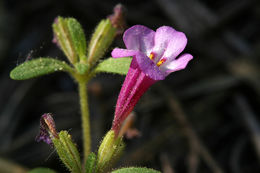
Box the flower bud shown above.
[97,130,124,172]
[87,4,126,68]
[108,4,127,35]
[52,131,82,173]
[35,113,58,145]
[87,19,116,66]
[53,17,87,65]
[36,114,82,173]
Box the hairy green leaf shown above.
[112,167,161,173]
[10,58,73,80]
[95,57,131,75]
[85,152,96,173]
[28,167,56,173]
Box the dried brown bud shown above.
[36,113,58,145]
[118,112,139,138]
[108,4,127,35]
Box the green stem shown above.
[78,80,91,161]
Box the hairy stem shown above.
[78,80,91,162]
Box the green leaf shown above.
[28,167,56,173]
[95,57,131,75]
[85,152,96,173]
[66,18,87,61]
[112,167,161,173]
[10,58,73,80]
[52,131,82,173]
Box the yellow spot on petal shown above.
[148,52,155,60]
[157,58,166,67]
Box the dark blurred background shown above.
[0,0,260,172]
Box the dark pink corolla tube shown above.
[111,25,193,135]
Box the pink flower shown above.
[111,25,193,135]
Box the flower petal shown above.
[111,48,139,58]
[163,31,187,61]
[161,53,193,73]
[152,26,187,62]
[135,52,167,80]
[123,25,155,54]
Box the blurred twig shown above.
[188,140,199,173]
[0,158,28,173]
[229,59,260,96]
[229,137,246,173]
[0,80,35,151]
[157,84,224,173]
[160,153,175,173]
[235,94,260,162]
[124,126,177,164]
